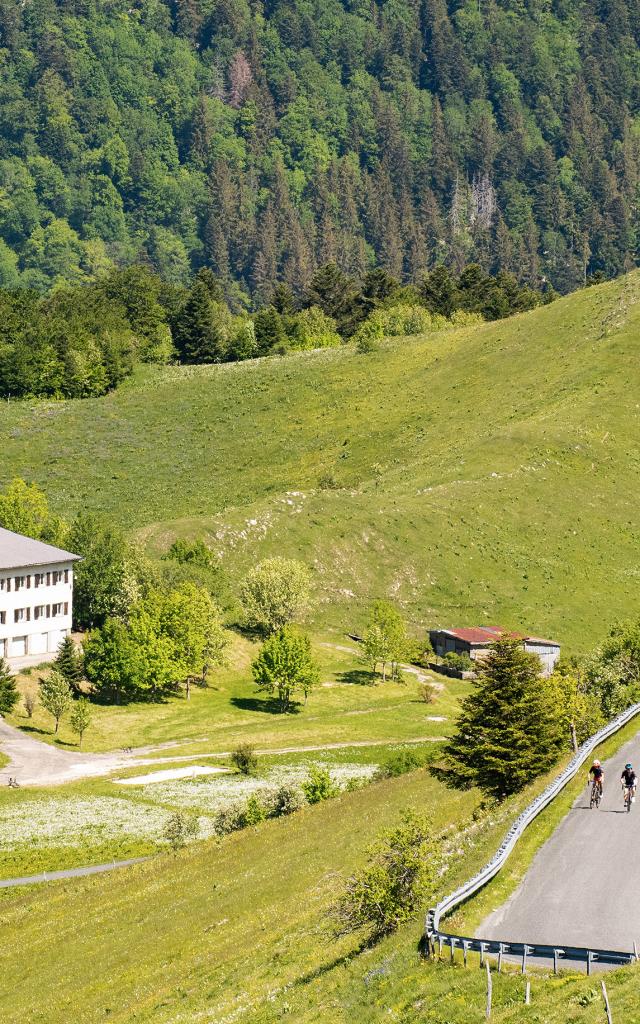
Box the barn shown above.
[429,625,560,677]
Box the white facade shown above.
[0,528,80,665]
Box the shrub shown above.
[163,811,200,850]
[376,747,429,779]
[231,743,258,775]
[273,784,306,816]
[332,811,440,940]
[443,651,474,672]
[301,765,338,804]
[24,693,36,718]
[240,794,268,827]
[353,318,383,352]
[214,803,244,836]
[418,681,436,703]
[287,306,342,350]
[449,310,484,327]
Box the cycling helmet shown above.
[626,763,633,770]
[593,760,601,767]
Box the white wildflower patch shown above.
[0,797,216,850]
[135,762,378,814]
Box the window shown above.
[0,611,5,625]
[64,569,69,584]
[51,570,64,585]
[34,573,45,588]
[0,578,5,592]
[34,606,46,621]
[14,576,25,591]
[52,603,64,617]
[14,609,29,623]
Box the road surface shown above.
[478,731,640,953]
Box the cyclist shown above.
[588,759,604,798]
[621,763,637,803]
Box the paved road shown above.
[478,731,640,953]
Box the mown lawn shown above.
[6,633,462,755]
[3,273,640,650]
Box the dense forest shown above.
[0,0,638,302]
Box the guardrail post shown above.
[480,942,486,967]
[462,940,468,968]
[497,943,503,973]
[438,936,443,958]
[521,946,528,975]
[553,949,559,975]
[587,950,593,976]
[449,936,456,963]
[634,941,639,963]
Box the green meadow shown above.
[2,274,640,1022]
[3,272,640,650]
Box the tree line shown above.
[0,260,549,399]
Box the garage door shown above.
[9,636,27,657]
[30,632,48,655]
[48,629,67,652]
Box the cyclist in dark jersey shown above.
[621,763,637,800]
[588,759,604,796]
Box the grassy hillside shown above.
[4,272,640,648]
[3,760,640,1024]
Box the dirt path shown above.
[0,717,445,787]
[319,641,444,688]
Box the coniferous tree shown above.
[54,635,84,694]
[444,636,565,799]
[0,658,19,716]
[173,279,220,363]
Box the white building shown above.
[0,527,80,664]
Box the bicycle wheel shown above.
[595,787,602,808]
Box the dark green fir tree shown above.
[444,636,564,799]
[0,657,19,715]
[54,635,84,695]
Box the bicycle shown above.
[623,785,635,812]
[590,779,603,809]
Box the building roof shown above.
[434,625,559,647]
[0,527,80,570]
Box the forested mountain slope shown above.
[3,271,640,648]
[0,0,638,297]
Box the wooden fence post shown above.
[601,979,613,1024]
[485,960,492,1019]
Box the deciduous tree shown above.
[252,626,319,712]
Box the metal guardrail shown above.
[425,701,640,969]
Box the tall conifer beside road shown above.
[444,637,564,799]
